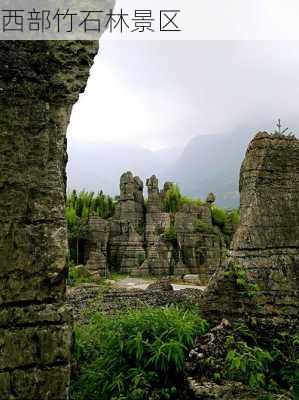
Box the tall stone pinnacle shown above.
[202,132,299,330]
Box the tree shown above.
[66,190,116,264]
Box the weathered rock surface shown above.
[201,132,299,329]
[147,276,174,291]
[0,39,106,399]
[175,203,225,283]
[66,284,203,319]
[108,221,146,274]
[84,173,227,281]
[145,177,176,275]
[106,172,146,274]
[114,171,145,230]
[85,214,109,278]
[187,378,292,400]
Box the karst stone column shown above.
[0,41,100,399]
[202,132,299,330]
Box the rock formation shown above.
[84,173,227,283]
[201,132,299,329]
[145,177,174,276]
[85,214,109,279]
[114,171,145,230]
[175,202,225,282]
[107,172,146,274]
[0,32,113,399]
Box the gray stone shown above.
[201,132,299,329]
[0,27,113,399]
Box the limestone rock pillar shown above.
[0,41,99,399]
[202,132,299,329]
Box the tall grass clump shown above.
[71,306,208,400]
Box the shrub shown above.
[66,190,116,264]
[163,226,177,244]
[68,263,92,287]
[162,184,182,213]
[224,262,260,298]
[230,209,240,225]
[270,331,299,396]
[180,196,203,208]
[197,320,299,398]
[71,307,208,400]
[211,206,228,227]
[225,336,273,389]
[162,184,203,214]
[196,219,217,234]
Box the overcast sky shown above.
[67,40,299,151]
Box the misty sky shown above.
[67,40,299,151]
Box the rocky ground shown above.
[113,276,206,291]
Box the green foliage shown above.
[225,336,273,389]
[211,205,228,227]
[162,184,182,213]
[163,225,178,244]
[225,329,299,396]
[66,190,116,264]
[158,183,239,246]
[67,262,92,287]
[162,184,203,214]
[71,306,208,400]
[224,262,260,298]
[195,219,217,234]
[270,331,299,397]
[230,208,240,225]
[198,320,299,398]
[180,196,203,208]
[211,206,240,243]
[67,189,116,222]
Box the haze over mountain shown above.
[67,140,181,198]
[67,131,245,207]
[67,40,299,207]
[67,118,299,208]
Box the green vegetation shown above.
[181,196,203,208]
[211,205,228,227]
[66,190,116,264]
[161,183,240,242]
[224,262,260,298]
[211,205,240,243]
[70,301,298,399]
[230,208,241,225]
[66,184,240,266]
[163,225,178,244]
[162,184,202,214]
[225,336,273,389]
[195,219,218,234]
[71,306,208,400]
[162,184,182,213]
[67,262,92,287]
[197,320,299,398]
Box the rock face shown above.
[84,173,227,283]
[147,277,174,291]
[108,220,146,274]
[175,203,225,282]
[107,172,146,274]
[85,214,109,278]
[115,171,145,230]
[0,41,101,398]
[202,132,299,329]
[145,177,174,276]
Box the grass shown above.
[71,306,208,400]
